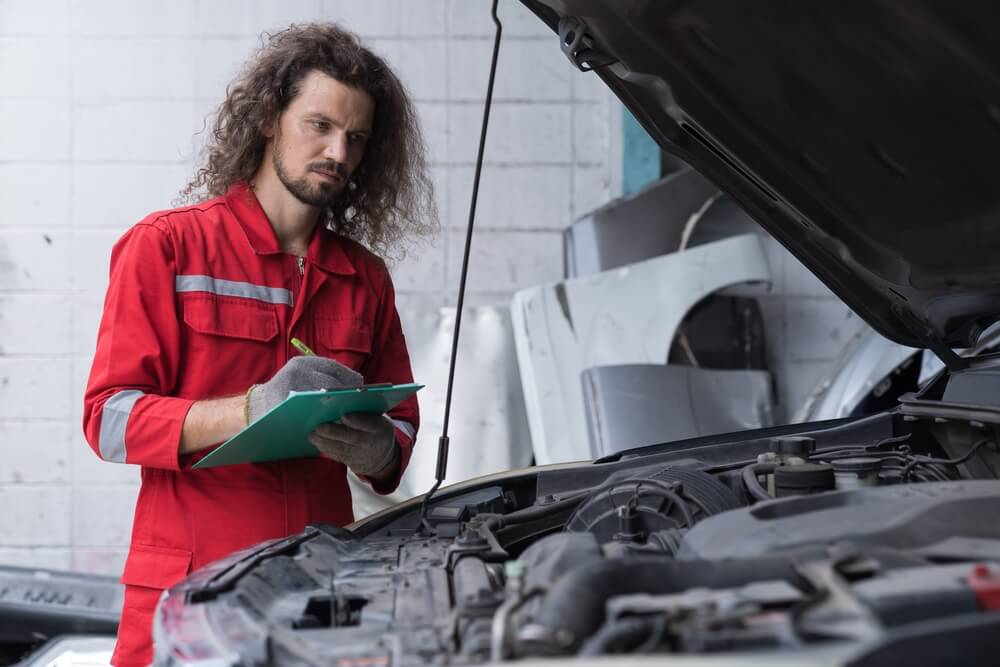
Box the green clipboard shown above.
[191,383,423,469]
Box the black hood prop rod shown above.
[418,0,503,535]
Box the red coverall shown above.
[82,182,418,666]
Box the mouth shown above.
[311,168,343,184]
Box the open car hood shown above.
[521,0,1000,356]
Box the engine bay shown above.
[154,411,1000,666]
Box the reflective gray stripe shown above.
[390,419,416,441]
[175,275,293,307]
[98,390,143,464]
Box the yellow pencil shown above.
[290,337,316,356]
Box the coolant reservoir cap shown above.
[831,457,882,474]
[774,463,835,490]
[770,435,817,456]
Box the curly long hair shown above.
[182,23,438,261]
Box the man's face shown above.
[267,70,375,208]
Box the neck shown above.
[251,163,319,256]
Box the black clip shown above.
[355,382,393,392]
[558,16,617,72]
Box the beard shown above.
[272,145,347,209]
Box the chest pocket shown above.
[180,296,280,395]
[312,316,372,372]
[182,297,279,341]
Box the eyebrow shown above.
[306,112,371,134]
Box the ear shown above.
[261,115,278,140]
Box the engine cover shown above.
[678,480,1000,560]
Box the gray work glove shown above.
[307,412,399,476]
[247,356,363,424]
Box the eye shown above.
[348,133,368,146]
[311,120,330,131]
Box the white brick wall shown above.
[0,486,72,545]
[1,422,72,484]
[754,237,870,421]
[0,165,73,225]
[0,102,72,160]
[448,166,572,230]
[0,0,617,573]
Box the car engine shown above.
[153,412,1000,666]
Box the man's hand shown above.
[181,357,364,456]
[247,356,363,424]
[307,412,399,477]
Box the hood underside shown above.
[521,0,1000,351]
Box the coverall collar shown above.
[225,181,357,276]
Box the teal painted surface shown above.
[622,108,660,195]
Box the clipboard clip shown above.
[354,382,393,392]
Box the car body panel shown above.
[511,233,770,464]
[795,329,922,423]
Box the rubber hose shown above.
[531,555,801,653]
[578,617,655,656]
[742,462,776,501]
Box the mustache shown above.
[309,161,348,177]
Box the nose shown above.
[323,131,350,164]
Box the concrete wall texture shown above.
[0,0,617,575]
[0,1,862,576]
[755,237,868,423]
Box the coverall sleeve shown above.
[82,220,195,471]
[359,268,419,494]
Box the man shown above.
[83,24,437,666]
